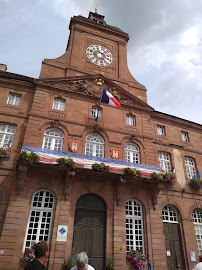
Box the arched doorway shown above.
[162,205,185,270]
[72,194,106,270]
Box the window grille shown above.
[184,157,196,179]
[23,190,54,250]
[0,123,16,149]
[157,125,165,136]
[192,209,202,255]
[125,143,140,163]
[7,93,21,106]
[85,133,104,157]
[91,108,102,119]
[126,200,144,253]
[52,99,65,111]
[162,205,178,223]
[181,131,189,142]
[158,152,171,172]
[42,129,64,151]
[126,115,135,126]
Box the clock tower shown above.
[39,10,147,102]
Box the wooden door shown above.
[164,223,184,270]
[72,194,106,270]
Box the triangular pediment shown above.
[36,74,153,112]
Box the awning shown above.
[21,146,163,175]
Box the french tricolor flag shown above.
[101,87,121,109]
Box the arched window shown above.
[0,123,16,149]
[162,205,178,223]
[42,128,64,151]
[192,209,202,255]
[158,152,171,172]
[85,133,105,157]
[184,157,196,179]
[23,190,55,250]
[125,200,144,253]
[125,143,140,163]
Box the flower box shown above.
[18,152,40,165]
[92,163,109,174]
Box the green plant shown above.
[62,253,76,270]
[105,257,115,270]
[124,167,137,176]
[126,249,146,270]
[21,244,35,262]
[0,148,8,158]
[92,163,109,174]
[57,158,75,170]
[189,177,201,189]
[18,151,40,164]
[151,172,175,183]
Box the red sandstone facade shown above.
[0,11,202,270]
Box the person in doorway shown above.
[24,241,49,270]
[193,262,202,270]
[71,252,95,270]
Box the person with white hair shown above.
[193,262,202,270]
[71,252,95,270]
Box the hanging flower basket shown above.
[92,163,109,174]
[57,158,75,170]
[124,168,141,177]
[18,151,40,165]
[126,249,146,270]
[189,177,201,189]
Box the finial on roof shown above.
[95,7,97,13]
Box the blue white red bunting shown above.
[21,146,162,175]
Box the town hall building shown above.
[0,10,202,270]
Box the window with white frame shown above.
[158,152,171,172]
[192,209,202,255]
[52,98,65,111]
[91,107,102,119]
[126,200,144,253]
[23,190,54,250]
[42,129,64,151]
[85,133,105,157]
[125,143,140,163]
[157,125,165,136]
[126,115,135,126]
[162,205,178,223]
[0,123,16,149]
[7,93,21,106]
[184,157,196,179]
[181,131,189,142]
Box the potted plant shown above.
[105,257,115,270]
[62,253,76,270]
[189,177,201,189]
[124,168,137,176]
[126,249,146,270]
[92,163,109,174]
[163,172,175,183]
[21,245,35,262]
[57,158,75,170]
[0,148,8,158]
[18,151,40,165]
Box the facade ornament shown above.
[50,119,61,128]
[115,176,127,206]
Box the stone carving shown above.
[50,119,61,128]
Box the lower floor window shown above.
[126,200,144,253]
[23,190,55,250]
[193,209,202,255]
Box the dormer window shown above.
[157,125,165,136]
[91,107,102,119]
[52,98,65,111]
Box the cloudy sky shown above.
[1,0,202,124]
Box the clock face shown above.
[86,45,113,67]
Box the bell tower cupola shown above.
[88,9,106,25]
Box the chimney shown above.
[0,64,7,72]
